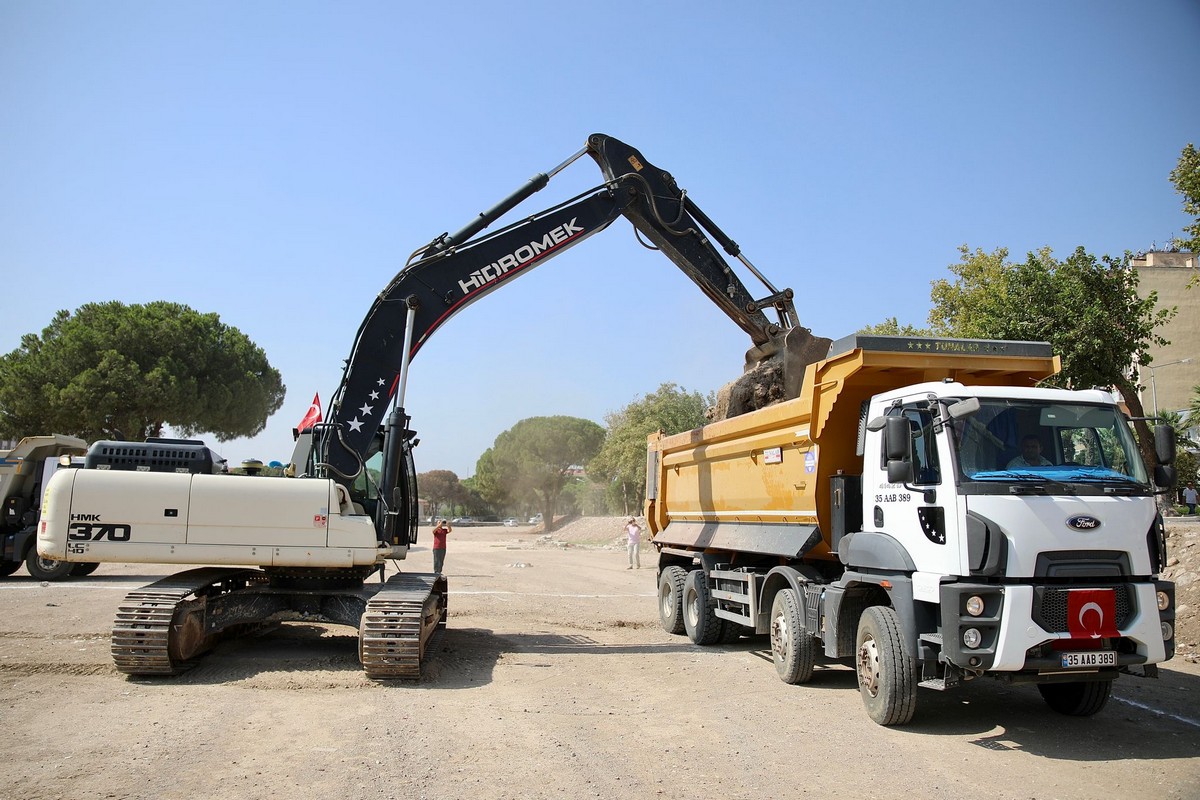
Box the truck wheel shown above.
[70,562,100,577]
[24,549,75,582]
[0,560,21,577]
[719,620,744,643]
[657,566,687,635]
[855,606,917,726]
[682,570,723,646]
[1037,680,1112,717]
[771,588,816,684]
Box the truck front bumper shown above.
[938,580,1173,673]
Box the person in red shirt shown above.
[432,519,452,573]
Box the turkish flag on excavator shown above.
[1066,588,1120,639]
[297,393,322,432]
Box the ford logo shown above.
[1066,515,1101,531]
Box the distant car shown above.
[452,517,474,525]
[528,514,543,525]
[503,518,519,527]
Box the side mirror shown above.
[947,397,981,420]
[1154,424,1176,467]
[887,459,915,484]
[884,416,911,461]
[884,416,914,484]
[1154,464,1177,491]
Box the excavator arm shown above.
[314,133,825,484]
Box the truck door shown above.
[872,402,962,576]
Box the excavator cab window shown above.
[349,452,383,518]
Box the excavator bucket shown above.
[712,326,833,420]
[779,325,834,401]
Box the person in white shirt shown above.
[624,517,642,569]
[1007,435,1052,469]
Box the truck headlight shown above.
[963,628,982,649]
[1157,591,1171,612]
[965,595,985,617]
[1162,621,1174,641]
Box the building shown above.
[1132,251,1198,419]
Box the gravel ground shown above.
[1,516,1195,800]
[1163,516,1200,663]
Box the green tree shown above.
[418,469,468,520]
[1170,142,1200,254]
[0,301,285,441]
[470,449,510,514]
[588,383,710,516]
[474,416,604,532]
[928,245,1175,469]
[857,317,933,337]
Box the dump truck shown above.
[648,334,1177,725]
[1,434,97,580]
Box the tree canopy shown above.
[474,416,604,532]
[418,469,468,521]
[857,317,933,337]
[588,383,710,515]
[1170,142,1200,253]
[0,301,286,442]
[928,245,1175,467]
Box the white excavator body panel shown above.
[38,469,385,568]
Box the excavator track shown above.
[111,567,446,678]
[359,572,447,679]
[111,567,262,676]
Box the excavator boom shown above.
[320,133,825,482]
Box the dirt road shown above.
[2,521,1198,800]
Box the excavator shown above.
[37,134,828,678]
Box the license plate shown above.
[1060,651,1116,669]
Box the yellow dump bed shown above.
[645,336,1059,560]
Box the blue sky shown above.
[3,1,1198,477]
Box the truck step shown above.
[919,678,947,691]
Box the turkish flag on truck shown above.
[297,393,322,432]
[1066,588,1120,639]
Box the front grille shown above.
[1032,585,1134,633]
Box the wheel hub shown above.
[858,635,881,697]
[771,612,789,660]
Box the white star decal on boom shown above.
[369,391,380,401]
[358,403,374,416]
[348,417,365,433]
[376,378,385,387]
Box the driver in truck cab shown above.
[1007,434,1052,468]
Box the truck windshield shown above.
[949,399,1149,493]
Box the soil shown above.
[1,517,1197,800]
[1163,515,1200,662]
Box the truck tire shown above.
[657,566,687,635]
[0,560,21,577]
[855,605,917,726]
[24,549,75,582]
[719,620,745,643]
[70,562,100,577]
[1037,680,1112,717]
[770,588,816,684]
[682,569,723,646]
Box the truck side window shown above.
[901,407,940,485]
